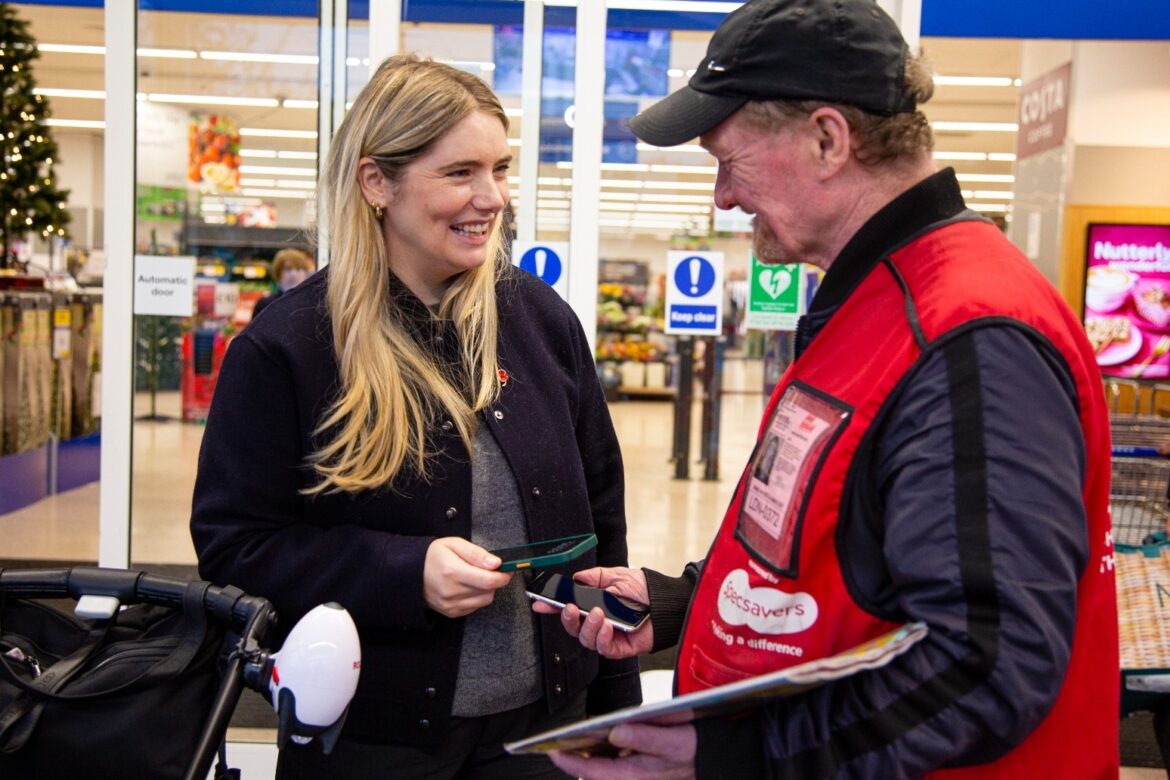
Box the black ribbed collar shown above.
[810,167,972,314]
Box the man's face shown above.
[701,111,824,268]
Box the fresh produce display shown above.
[596,338,664,363]
[187,113,241,194]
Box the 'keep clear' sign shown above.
[665,251,723,335]
[512,240,568,299]
[134,255,195,317]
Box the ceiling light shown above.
[239,164,317,177]
[138,48,197,59]
[962,189,1014,200]
[240,128,318,139]
[643,180,714,191]
[277,180,317,189]
[282,99,318,109]
[649,164,717,175]
[240,187,311,200]
[933,151,988,161]
[200,51,317,65]
[988,153,1017,162]
[933,75,1015,87]
[636,143,709,154]
[239,178,276,188]
[45,119,105,129]
[278,150,317,160]
[239,149,277,159]
[34,88,105,100]
[956,173,1015,183]
[504,108,523,118]
[37,43,104,55]
[968,203,1011,213]
[932,121,1019,133]
[345,57,372,68]
[149,93,279,108]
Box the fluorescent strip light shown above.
[240,187,310,200]
[45,119,105,129]
[34,88,105,100]
[969,203,1010,213]
[606,1,743,11]
[649,164,717,175]
[38,43,104,55]
[537,200,571,210]
[241,128,318,139]
[277,180,318,189]
[149,93,279,108]
[988,153,1017,162]
[933,151,987,161]
[966,190,1014,200]
[239,178,276,188]
[636,143,709,154]
[200,50,317,65]
[239,149,278,159]
[138,48,197,59]
[504,108,524,118]
[239,164,317,177]
[278,150,317,160]
[508,138,521,147]
[555,162,651,172]
[440,59,496,72]
[282,99,319,109]
[643,180,714,191]
[932,121,1019,133]
[933,75,1015,87]
[345,57,371,67]
[956,173,1015,183]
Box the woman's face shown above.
[382,110,512,302]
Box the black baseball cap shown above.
[629,0,915,147]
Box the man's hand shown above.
[423,537,512,618]
[531,566,654,659]
[548,723,697,780]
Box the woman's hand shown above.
[532,566,655,659]
[423,537,512,618]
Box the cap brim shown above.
[628,86,747,147]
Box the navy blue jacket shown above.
[191,263,641,747]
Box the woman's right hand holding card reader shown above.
[528,566,654,660]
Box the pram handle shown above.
[0,567,274,634]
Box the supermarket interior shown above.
[1,0,1170,776]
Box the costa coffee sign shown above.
[1016,62,1071,160]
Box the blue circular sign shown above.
[519,246,563,286]
[673,255,716,298]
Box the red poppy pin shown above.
[497,367,509,387]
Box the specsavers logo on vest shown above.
[717,569,818,634]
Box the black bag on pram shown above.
[0,567,275,780]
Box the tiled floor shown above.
[2,355,1163,777]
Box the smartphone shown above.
[490,533,598,572]
[525,571,650,632]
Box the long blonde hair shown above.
[309,54,508,495]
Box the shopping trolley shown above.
[0,567,276,780]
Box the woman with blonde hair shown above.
[191,54,640,777]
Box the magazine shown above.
[505,622,928,756]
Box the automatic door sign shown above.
[512,240,568,299]
[745,256,806,331]
[665,251,723,335]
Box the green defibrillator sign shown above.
[745,257,805,331]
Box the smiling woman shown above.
[189,53,641,778]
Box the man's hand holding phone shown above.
[530,566,654,659]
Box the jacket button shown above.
[531,486,541,497]
[446,507,458,520]
[418,719,430,730]
[553,684,563,695]
[424,687,436,699]
[441,420,453,432]
[552,653,561,665]
[493,410,504,420]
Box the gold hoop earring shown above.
[370,201,384,220]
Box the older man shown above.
[541,1,1118,777]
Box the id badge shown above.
[737,381,850,576]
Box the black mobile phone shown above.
[490,533,598,572]
[524,571,650,632]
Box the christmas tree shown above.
[0,2,70,270]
